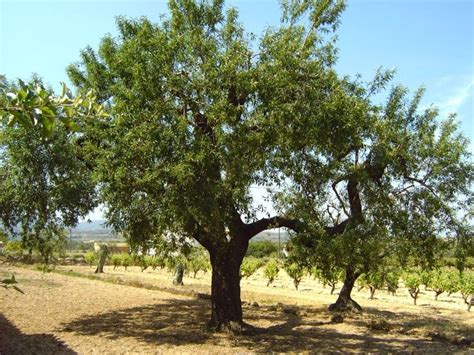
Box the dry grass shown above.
[0,264,472,354]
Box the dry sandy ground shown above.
[0,264,473,354]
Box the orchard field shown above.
[0,260,472,353]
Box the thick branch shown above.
[245,215,350,241]
[325,218,350,236]
[244,216,301,240]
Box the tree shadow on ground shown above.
[58,298,471,352]
[0,314,76,355]
[360,306,473,340]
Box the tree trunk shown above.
[463,295,472,312]
[173,264,184,285]
[208,247,246,333]
[328,266,362,312]
[94,245,109,274]
[409,288,419,305]
[369,286,376,300]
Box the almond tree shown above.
[66,0,347,331]
[279,74,473,311]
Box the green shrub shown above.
[110,254,122,270]
[359,271,385,300]
[428,269,449,300]
[84,252,97,268]
[263,259,279,287]
[4,241,23,254]
[188,255,210,278]
[403,270,422,305]
[121,254,132,271]
[240,257,265,279]
[385,269,401,295]
[310,266,341,294]
[284,262,305,290]
[459,272,474,311]
[149,255,166,270]
[443,271,460,296]
[134,255,152,272]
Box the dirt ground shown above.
[0,264,473,354]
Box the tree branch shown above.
[244,216,302,240]
[403,175,439,198]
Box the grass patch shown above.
[51,268,209,300]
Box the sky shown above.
[1,0,473,221]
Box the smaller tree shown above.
[385,269,401,296]
[284,262,306,290]
[359,271,385,300]
[188,248,210,278]
[240,257,265,280]
[459,272,474,311]
[264,259,280,287]
[120,254,132,271]
[403,270,422,305]
[312,265,342,295]
[428,269,448,301]
[420,270,432,291]
[84,251,97,268]
[443,271,461,296]
[110,254,122,270]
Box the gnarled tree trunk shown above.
[208,248,246,333]
[94,244,109,274]
[209,234,248,333]
[329,266,362,312]
[173,264,184,285]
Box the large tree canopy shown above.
[61,0,473,330]
[66,0,349,331]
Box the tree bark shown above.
[328,266,362,312]
[94,244,109,274]
[369,286,376,300]
[173,264,184,285]
[207,237,249,333]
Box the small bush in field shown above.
[284,262,305,290]
[385,269,400,296]
[310,266,341,294]
[136,255,152,272]
[188,255,210,278]
[263,259,279,287]
[121,254,132,271]
[240,257,264,279]
[403,270,422,305]
[149,256,164,270]
[443,271,460,296]
[428,269,447,300]
[84,252,97,268]
[459,272,474,311]
[110,254,122,270]
[359,271,385,300]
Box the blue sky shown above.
[1,0,473,220]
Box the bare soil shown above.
[0,264,472,354]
